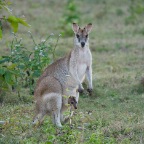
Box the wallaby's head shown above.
[72,23,92,48]
[68,96,77,109]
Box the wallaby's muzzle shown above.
[81,42,85,48]
[72,102,77,109]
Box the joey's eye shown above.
[76,34,80,38]
[71,101,74,104]
[86,35,88,38]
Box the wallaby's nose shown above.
[81,42,85,48]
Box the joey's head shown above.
[72,23,92,48]
[68,96,77,109]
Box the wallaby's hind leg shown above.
[76,91,79,103]
[53,94,62,127]
[53,109,62,127]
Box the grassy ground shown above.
[0,0,144,143]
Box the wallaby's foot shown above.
[53,109,63,128]
[78,89,83,93]
[78,84,84,93]
[87,88,93,95]
[78,87,84,93]
[56,123,63,128]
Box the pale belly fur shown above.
[77,63,87,82]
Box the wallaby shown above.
[33,23,93,127]
[72,23,93,97]
[68,96,77,109]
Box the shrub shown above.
[0,32,60,98]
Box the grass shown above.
[0,0,144,143]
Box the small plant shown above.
[0,32,60,99]
[60,0,80,36]
[86,131,116,144]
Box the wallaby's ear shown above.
[85,23,92,33]
[72,23,79,33]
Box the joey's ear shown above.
[85,23,92,33]
[72,23,79,33]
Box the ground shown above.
[0,0,144,143]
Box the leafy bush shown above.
[0,32,60,98]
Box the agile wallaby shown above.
[68,96,77,109]
[72,23,93,98]
[33,23,93,127]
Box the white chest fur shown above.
[77,47,92,81]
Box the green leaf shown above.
[32,70,41,77]
[11,21,18,32]
[0,57,10,64]
[7,16,30,32]
[17,18,30,27]
[0,68,5,75]
[46,142,53,144]
[7,64,17,70]
[7,16,18,23]
[0,28,2,39]
[7,16,19,32]
[4,71,13,84]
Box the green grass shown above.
[0,0,144,143]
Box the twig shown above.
[28,31,37,46]
[42,34,52,44]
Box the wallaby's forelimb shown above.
[69,50,84,92]
[86,66,93,95]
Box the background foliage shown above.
[0,0,30,39]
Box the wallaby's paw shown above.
[78,89,83,93]
[87,88,93,95]
[78,87,84,93]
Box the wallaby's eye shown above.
[76,34,80,38]
[86,35,88,38]
[71,102,74,104]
